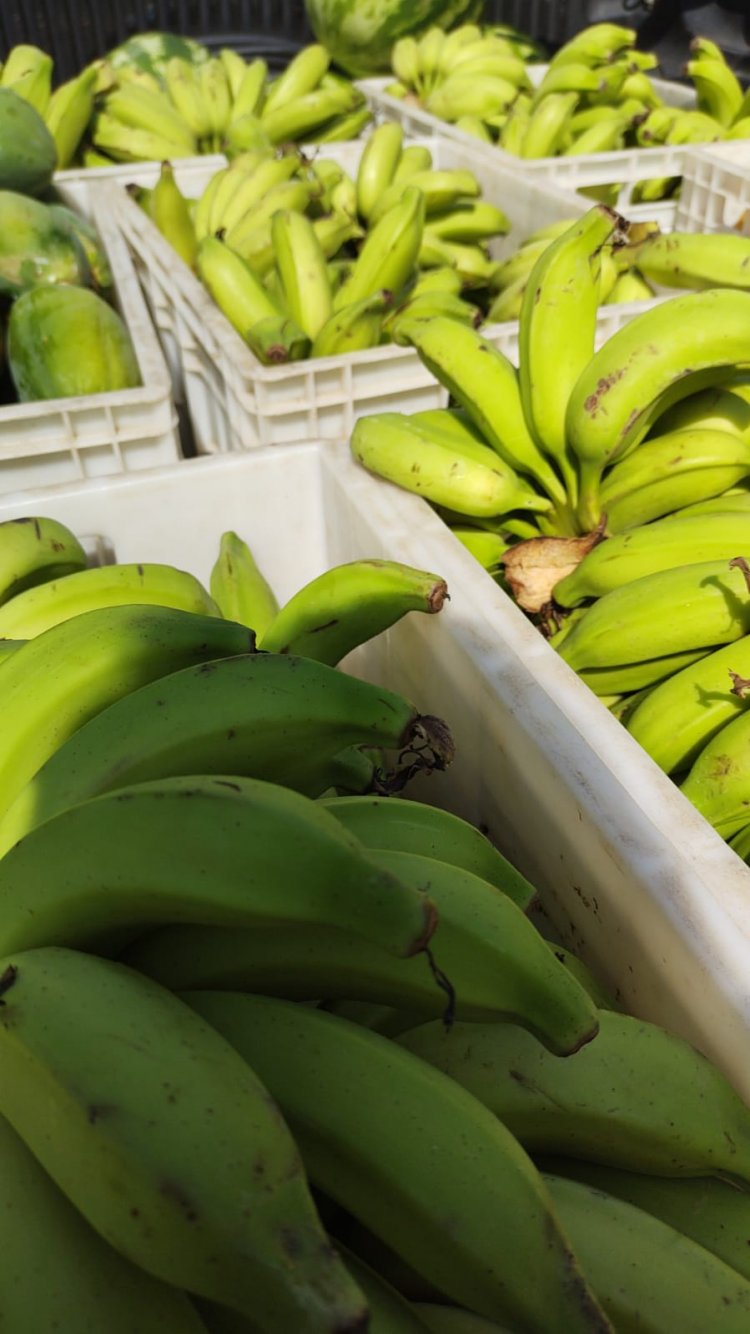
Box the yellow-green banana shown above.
[209,529,279,637]
[356,121,404,222]
[196,234,282,335]
[0,514,85,602]
[311,290,391,357]
[599,426,750,531]
[334,186,425,311]
[44,64,98,168]
[681,707,750,837]
[271,208,332,340]
[151,160,197,268]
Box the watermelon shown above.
[107,32,210,85]
[304,0,484,77]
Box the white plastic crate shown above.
[3,441,750,1099]
[675,141,750,234]
[101,142,595,453]
[357,72,712,206]
[0,177,180,495]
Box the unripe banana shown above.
[271,208,332,341]
[311,290,391,357]
[44,64,98,168]
[228,56,268,121]
[426,74,518,122]
[599,427,750,531]
[687,54,743,127]
[547,24,635,69]
[209,530,279,637]
[681,706,750,837]
[356,121,404,223]
[102,86,196,150]
[334,185,424,311]
[393,144,433,182]
[164,56,213,138]
[151,160,197,268]
[519,91,579,158]
[260,83,361,145]
[262,44,330,117]
[0,515,85,603]
[629,230,750,290]
[423,199,510,245]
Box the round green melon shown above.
[0,89,57,197]
[107,31,210,84]
[304,0,484,77]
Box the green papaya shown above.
[0,88,56,196]
[7,285,142,401]
[46,204,113,292]
[0,192,90,297]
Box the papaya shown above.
[7,285,142,401]
[0,192,90,297]
[0,88,56,196]
[46,204,113,293]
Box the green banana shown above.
[258,559,448,664]
[566,289,750,530]
[334,185,425,311]
[356,121,404,222]
[102,86,197,150]
[0,1109,206,1332]
[0,775,436,958]
[260,83,362,145]
[164,56,213,139]
[308,104,371,143]
[151,160,197,268]
[0,560,218,639]
[122,842,596,1051]
[271,207,332,340]
[1,43,52,115]
[681,707,750,837]
[0,947,368,1331]
[92,113,194,163]
[0,514,86,603]
[223,179,316,258]
[0,651,451,852]
[519,92,579,158]
[245,312,311,365]
[558,558,750,671]
[449,525,509,569]
[371,170,480,225]
[544,1173,750,1333]
[311,290,391,357]
[320,794,536,911]
[44,64,98,168]
[554,512,750,606]
[402,319,568,504]
[398,1008,750,1183]
[547,23,635,67]
[197,234,281,338]
[350,412,553,519]
[261,44,330,117]
[575,648,710,698]
[426,74,518,123]
[183,994,612,1334]
[209,529,279,638]
[540,1156,750,1285]
[388,290,481,343]
[393,145,433,183]
[687,55,743,127]
[0,603,254,840]
[603,269,655,303]
[630,230,750,290]
[423,200,509,246]
[46,203,113,291]
[519,205,627,499]
[599,427,750,531]
[227,56,268,122]
[654,382,750,439]
[413,1306,513,1333]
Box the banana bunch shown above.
[141,127,511,363]
[86,41,370,167]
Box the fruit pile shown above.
[4,509,750,1331]
[387,22,750,202]
[0,189,139,403]
[136,123,513,364]
[349,206,750,857]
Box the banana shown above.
[400,320,567,504]
[450,525,509,568]
[687,55,743,127]
[262,44,330,117]
[498,100,531,153]
[532,62,613,103]
[629,230,750,290]
[0,775,437,957]
[311,290,391,357]
[0,560,217,640]
[554,511,750,606]
[544,1173,750,1333]
[0,515,86,603]
[334,186,424,311]
[228,56,268,121]
[415,27,448,97]
[260,83,361,145]
[258,559,447,664]
[102,85,197,149]
[309,104,371,143]
[388,290,481,342]
[313,210,364,258]
[566,289,750,530]
[558,557,750,672]
[489,238,552,292]
[350,412,553,519]
[0,651,452,851]
[0,1109,207,1332]
[423,199,510,245]
[212,153,301,235]
[677,492,750,518]
[519,91,579,158]
[0,43,52,114]
[271,208,332,340]
[196,234,282,337]
[519,204,627,498]
[575,649,710,698]
[196,57,232,148]
[400,1008,750,1183]
[184,993,612,1333]
[391,35,421,89]
[393,144,433,183]
[219,46,248,99]
[334,1242,432,1333]
[44,64,98,168]
[151,160,197,268]
[222,112,273,158]
[319,794,536,910]
[193,166,233,240]
[164,56,213,138]
[0,603,254,843]
[603,269,654,303]
[680,706,750,837]
[417,237,498,287]
[426,74,518,123]
[123,846,595,1050]
[0,947,368,1330]
[356,121,404,223]
[665,108,725,145]
[564,116,627,155]
[245,313,311,365]
[542,1157,750,1285]
[369,170,480,228]
[726,116,750,139]
[92,112,195,162]
[223,179,315,258]
[547,23,635,67]
[599,426,750,531]
[209,529,279,637]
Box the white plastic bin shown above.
[357,71,710,206]
[2,442,750,1099]
[675,141,750,234]
[102,142,593,453]
[0,176,180,495]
